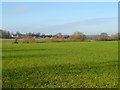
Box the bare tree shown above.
[99,32,108,41]
[55,33,63,38]
[70,32,86,41]
[0,29,11,38]
[110,34,118,41]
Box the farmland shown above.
[2,40,118,88]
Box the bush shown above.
[67,37,78,42]
[51,37,65,42]
[23,37,36,43]
[13,38,18,44]
[70,32,86,41]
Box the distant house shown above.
[11,34,26,38]
[63,35,70,39]
[11,34,19,38]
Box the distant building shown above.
[11,34,19,38]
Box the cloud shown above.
[11,5,33,14]
[4,17,117,35]
[5,5,49,14]
[34,17,117,34]
[1,0,119,2]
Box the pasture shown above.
[2,40,118,88]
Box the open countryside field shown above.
[2,40,118,88]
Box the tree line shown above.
[0,29,120,43]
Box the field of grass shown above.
[2,40,118,88]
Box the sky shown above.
[1,2,118,35]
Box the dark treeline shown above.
[0,29,120,43]
[0,29,69,39]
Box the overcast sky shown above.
[2,2,118,35]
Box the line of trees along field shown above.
[0,29,120,43]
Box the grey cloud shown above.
[4,17,117,35]
[35,17,117,34]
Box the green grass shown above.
[2,41,118,88]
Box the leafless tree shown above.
[70,32,86,41]
[99,32,108,41]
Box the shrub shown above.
[22,37,36,43]
[67,37,78,42]
[51,37,65,42]
[70,32,86,41]
[13,38,18,44]
[44,37,52,42]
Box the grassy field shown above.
[2,40,118,88]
